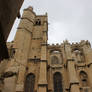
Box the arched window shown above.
[25,73,35,92]
[53,72,63,92]
[35,19,41,26]
[80,71,88,87]
[51,56,59,65]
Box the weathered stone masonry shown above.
[0,7,92,92]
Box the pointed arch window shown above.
[25,73,35,92]
[80,71,88,87]
[53,72,63,92]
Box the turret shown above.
[13,6,36,92]
[14,6,35,60]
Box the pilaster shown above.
[64,42,80,92]
[38,43,47,92]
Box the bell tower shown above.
[14,6,48,92]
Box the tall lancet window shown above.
[80,71,88,87]
[25,73,35,92]
[53,72,63,92]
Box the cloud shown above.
[7,0,92,45]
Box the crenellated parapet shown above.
[48,43,61,50]
[79,40,91,48]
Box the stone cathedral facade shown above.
[0,6,92,92]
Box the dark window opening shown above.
[51,56,59,65]
[35,19,41,26]
[25,73,35,92]
[53,72,63,92]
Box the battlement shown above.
[71,40,91,48]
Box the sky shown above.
[7,0,92,44]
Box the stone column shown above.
[16,66,26,92]
[68,61,80,92]
[68,61,79,84]
[38,44,47,92]
[38,17,48,92]
[64,41,80,92]
[48,67,53,92]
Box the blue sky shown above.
[7,0,92,44]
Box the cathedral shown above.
[0,6,92,92]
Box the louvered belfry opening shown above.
[25,73,35,92]
[53,72,63,92]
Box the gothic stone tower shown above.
[0,6,92,92]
